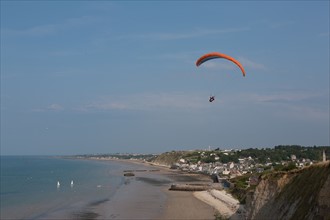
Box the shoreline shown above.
[85,158,244,219]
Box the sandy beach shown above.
[194,190,246,220]
[158,168,218,219]
[86,159,244,220]
[150,162,245,220]
[86,160,215,219]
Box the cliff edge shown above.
[246,161,330,220]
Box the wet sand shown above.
[161,190,217,220]
[69,160,235,220]
[88,159,218,219]
[158,167,217,219]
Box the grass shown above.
[277,162,330,219]
[214,211,229,220]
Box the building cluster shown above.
[171,150,319,180]
[76,149,327,186]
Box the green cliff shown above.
[151,151,186,167]
[246,162,330,220]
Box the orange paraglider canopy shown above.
[196,52,246,77]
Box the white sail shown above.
[57,181,60,188]
[70,180,74,186]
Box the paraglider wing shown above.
[196,52,246,77]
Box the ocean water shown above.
[0,156,130,219]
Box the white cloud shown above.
[224,91,329,121]
[201,61,235,71]
[237,57,266,70]
[247,91,326,103]
[47,104,64,111]
[78,92,210,112]
[270,21,295,29]
[32,104,64,112]
[119,27,250,41]
[3,16,100,37]
[318,32,329,37]
[283,104,329,121]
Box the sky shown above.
[1,1,329,155]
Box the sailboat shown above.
[57,181,60,188]
[70,180,74,187]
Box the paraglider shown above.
[196,52,246,102]
[196,52,246,77]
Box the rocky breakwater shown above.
[246,161,330,220]
[169,183,222,191]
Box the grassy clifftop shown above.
[151,151,186,167]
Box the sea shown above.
[0,156,137,220]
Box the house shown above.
[179,158,186,163]
[222,168,230,175]
[229,162,235,169]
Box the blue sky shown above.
[1,1,329,155]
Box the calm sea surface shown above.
[0,156,129,219]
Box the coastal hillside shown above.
[151,151,186,167]
[245,161,330,220]
[150,150,330,219]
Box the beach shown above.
[82,159,215,219]
[88,159,243,220]
[194,190,246,220]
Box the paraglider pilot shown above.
[209,96,215,102]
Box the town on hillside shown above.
[74,145,329,183]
